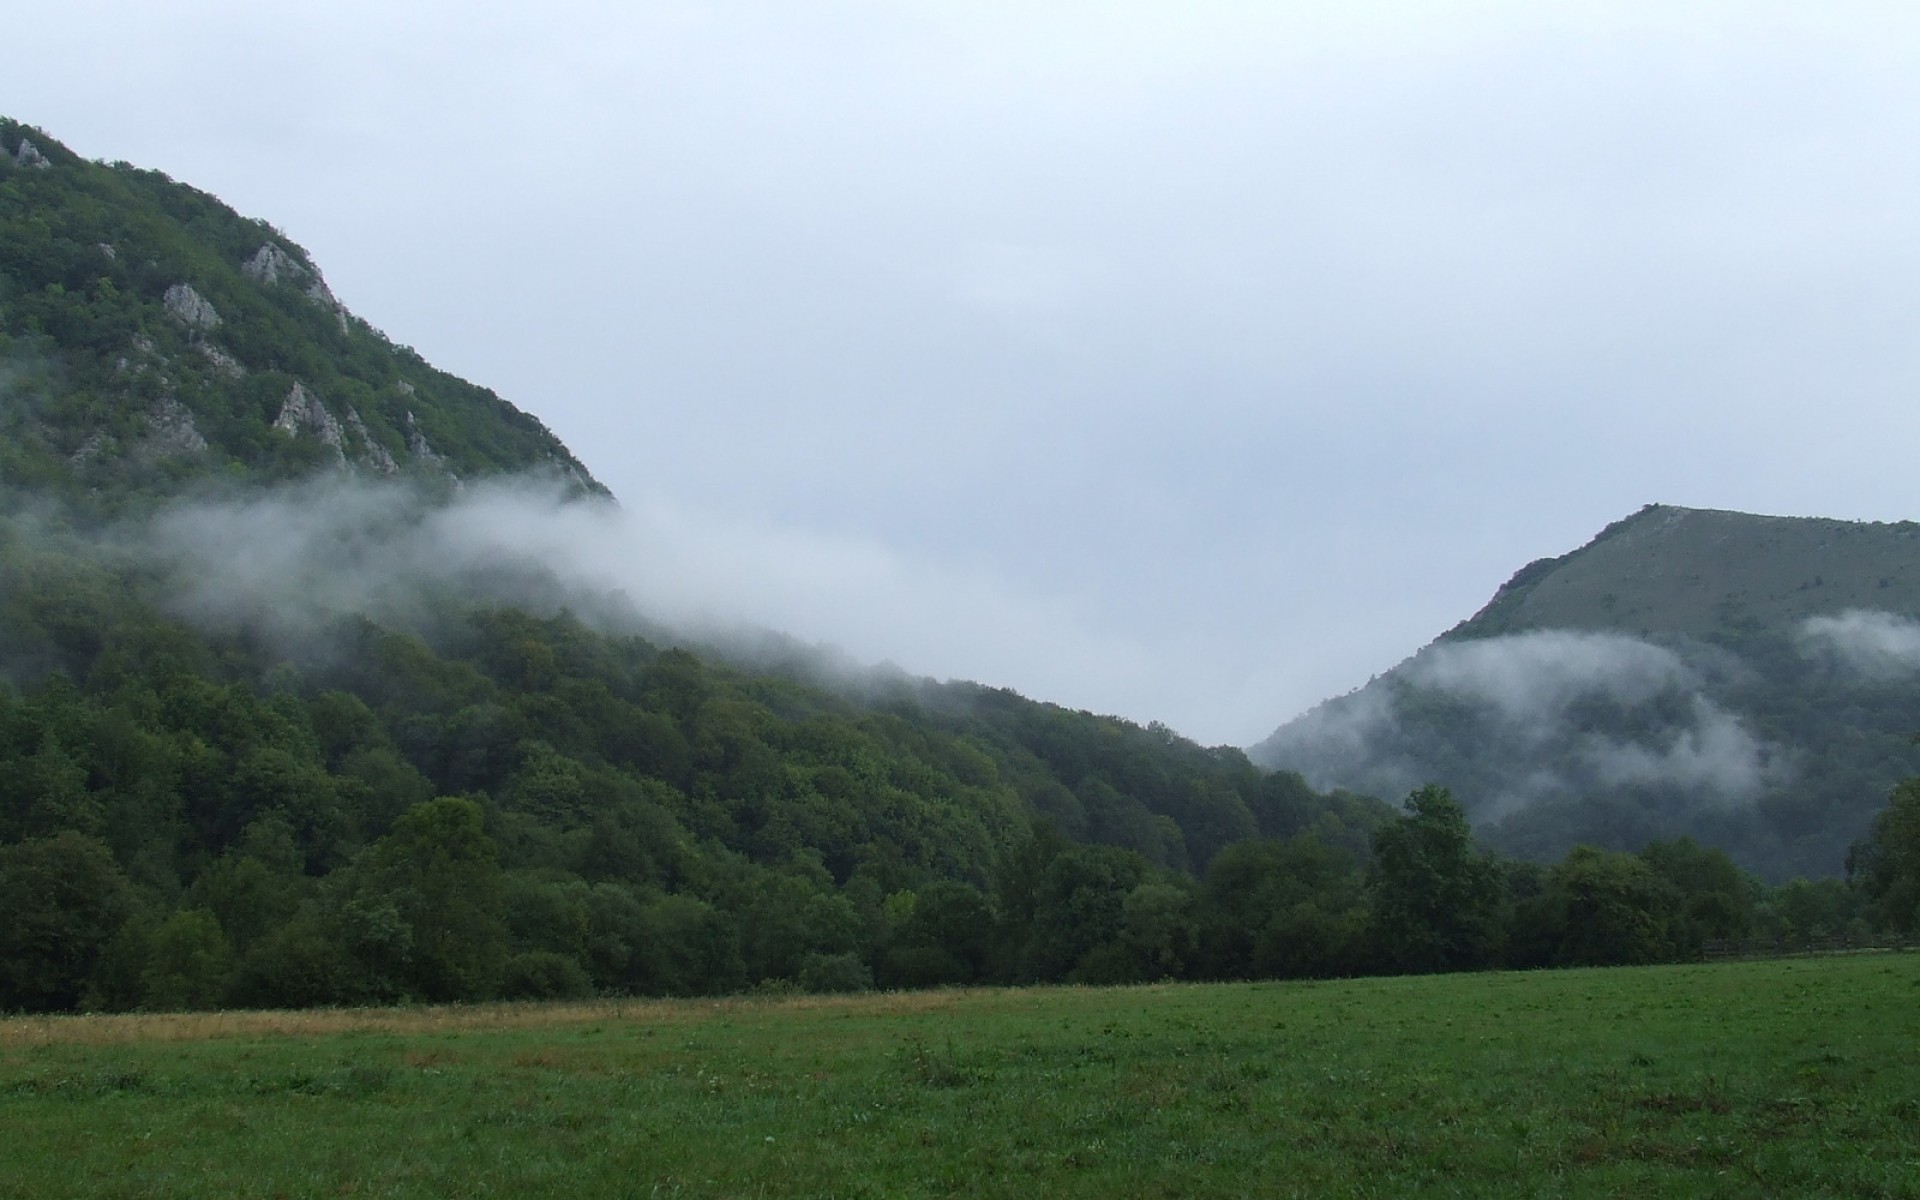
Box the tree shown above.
[358,796,506,1000]
[1849,777,1920,933]
[1534,845,1679,967]
[1366,786,1503,974]
[141,908,235,1010]
[1197,835,1366,979]
[880,880,995,988]
[635,894,743,996]
[1638,837,1757,948]
[1018,844,1154,982]
[0,832,134,1011]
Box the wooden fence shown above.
[1701,934,1910,961]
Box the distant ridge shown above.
[1253,503,1920,880]
[1450,503,1920,642]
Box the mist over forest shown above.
[1256,505,1920,881]
[7,118,1920,1018]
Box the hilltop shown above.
[1452,503,1920,642]
[0,119,599,514]
[1253,503,1920,880]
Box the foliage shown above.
[4,957,1919,1197]
[1849,776,1920,933]
[1365,785,1504,973]
[1256,504,1920,882]
[0,119,600,514]
[0,115,1912,1015]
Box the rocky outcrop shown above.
[344,407,399,475]
[404,410,445,467]
[241,243,304,287]
[67,431,111,467]
[273,382,348,467]
[115,333,160,375]
[274,383,406,474]
[158,286,243,375]
[243,242,350,333]
[138,397,210,462]
[12,138,50,169]
[195,341,245,379]
[68,397,208,468]
[163,283,221,331]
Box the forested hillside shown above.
[1255,504,1920,880]
[0,119,598,513]
[5,119,1919,1015]
[0,118,1385,1010]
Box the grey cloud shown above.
[1403,631,1693,725]
[1580,696,1783,805]
[1263,629,1787,819]
[16,5,1920,745]
[1798,610,1920,679]
[133,477,1239,737]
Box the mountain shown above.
[0,119,1412,1013]
[1253,503,1920,880]
[0,118,601,514]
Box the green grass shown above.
[4,956,1919,1198]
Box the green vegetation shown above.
[4,114,1918,1016]
[4,954,1917,1197]
[0,119,598,515]
[1257,504,1920,880]
[4,484,1899,1012]
[1451,504,1920,642]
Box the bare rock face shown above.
[243,242,350,333]
[344,407,399,475]
[273,381,348,467]
[12,138,50,169]
[241,243,305,286]
[68,430,112,467]
[273,384,402,473]
[69,397,209,468]
[138,397,210,462]
[115,333,161,376]
[195,341,245,379]
[163,283,222,331]
[404,410,445,467]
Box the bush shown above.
[498,951,593,1000]
[798,952,873,994]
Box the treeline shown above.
[0,507,1370,1012]
[2,514,1912,1015]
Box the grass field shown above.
[3,956,1918,1198]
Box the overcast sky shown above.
[13,2,1920,746]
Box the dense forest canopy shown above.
[4,118,1919,1014]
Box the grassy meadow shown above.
[3,955,1917,1198]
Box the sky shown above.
[12,2,1920,747]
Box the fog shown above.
[1257,629,1787,820]
[16,4,1920,747]
[1798,609,1920,680]
[135,475,1187,713]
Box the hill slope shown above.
[0,119,600,513]
[1453,503,1920,641]
[0,118,1412,1013]
[1253,504,1920,880]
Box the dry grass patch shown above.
[0,985,1013,1048]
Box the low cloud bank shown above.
[130,475,1194,728]
[1798,609,1920,679]
[1259,629,1788,820]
